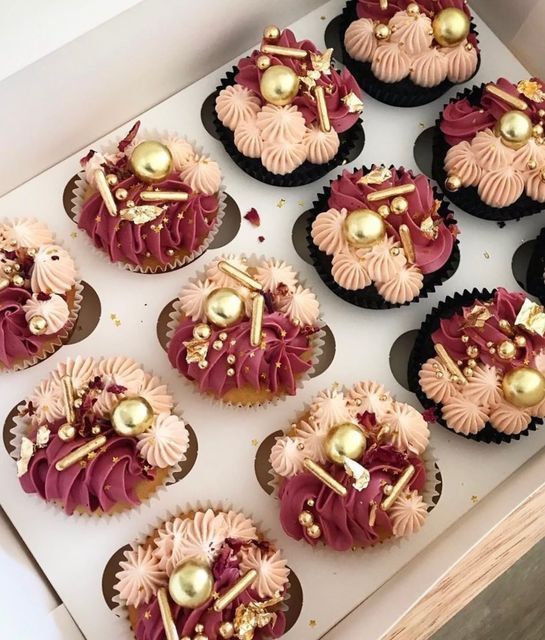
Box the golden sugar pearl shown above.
[497,340,516,360]
[115,188,128,201]
[466,345,479,358]
[257,55,271,71]
[219,332,228,341]
[130,140,173,183]
[227,354,236,365]
[324,423,366,465]
[344,209,386,248]
[374,23,391,40]
[461,335,469,343]
[263,24,281,40]
[515,335,527,348]
[390,196,408,214]
[528,160,538,170]
[407,2,420,15]
[502,366,545,408]
[307,499,315,507]
[111,396,154,437]
[259,65,300,106]
[445,174,462,192]
[432,7,470,47]
[467,359,477,368]
[298,511,314,527]
[168,560,214,609]
[12,274,25,287]
[193,323,211,340]
[307,524,322,539]
[463,367,474,378]
[106,173,118,186]
[28,315,48,336]
[198,360,209,370]
[58,424,76,442]
[495,110,533,149]
[227,367,236,377]
[219,622,235,639]
[533,124,544,138]
[212,340,224,351]
[378,204,390,218]
[205,287,244,328]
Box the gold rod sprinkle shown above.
[218,261,262,292]
[314,85,331,133]
[368,502,378,527]
[213,569,258,612]
[94,169,118,217]
[55,435,107,471]
[381,464,416,511]
[434,343,467,385]
[485,84,528,111]
[140,191,189,202]
[367,184,416,202]
[379,0,388,8]
[303,458,348,497]
[61,376,76,425]
[251,294,265,348]
[157,588,179,640]
[261,44,308,59]
[399,224,415,264]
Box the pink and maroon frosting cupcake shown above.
[340,0,480,106]
[113,508,290,640]
[167,255,322,406]
[214,25,364,186]
[0,218,81,371]
[410,288,545,443]
[72,121,225,272]
[434,77,545,221]
[14,356,189,514]
[309,166,459,308]
[270,383,432,550]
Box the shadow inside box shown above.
[413,126,435,179]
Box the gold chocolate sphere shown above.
[344,209,386,247]
[432,8,470,47]
[502,366,545,408]
[298,510,314,527]
[406,2,420,15]
[58,424,76,442]
[391,196,408,214]
[495,110,533,149]
[260,65,300,106]
[497,340,516,360]
[28,315,48,336]
[205,287,244,328]
[445,174,462,192]
[219,622,235,639]
[111,396,154,437]
[168,560,214,609]
[263,24,281,41]
[307,524,322,539]
[115,188,128,201]
[129,140,173,183]
[533,124,544,138]
[194,323,212,340]
[257,54,271,70]
[374,23,391,40]
[325,423,367,465]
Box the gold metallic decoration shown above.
[0,276,9,290]
[218,261,262,292]
[303,458,348,497]
[517,80,545,103]
[119,204,163,225]
[310,48,333,75]
[432,8,470,47]
[260,44,308,59]
[184,323,211,367]
[466,345,479,358]
[515,335,527,348]
[263,24,281,41]
[379,0,388,9]
[343,457,371,491]
[219,622,235,639]
[17,436,35,477]
[256,55,271,71]
[434,343,467,384]
[420,216,439,240]
[390,196,408,214]
[381,464,416,510]
[227,367,236,377]
[495,110,533,149]
[314,85,331,133]
[61,375,76,425]
[12,274,24,287]
[35,425,50,448]
[233,594,283,640]
[343,209,386,247]
[374,23,391,40]
[464,304,492,329]
[502,366,545,408]
[445,174,462,192]
[515,298,545,336]
[55,435,107,471]
[106,173,118,186]
[130,140,174,183]
[157,587,179,640]
[378,205,390,218]
[94,168,118,217]
[194,323,212,340]
[169,560,214,609]
[259,64,301,106]
[140,190,189,202]
[485,84,528,111]
[58,424,76,441]
[115,188,128,201]
[341,91,364,113]
[533,124,544,138]
[499,319,514,336]
[367,183,416,202]
[213,569,258,612]
[111,396,154,437]
[213,340,224,351]
[406,2,420,15]
[324,423,366,465]
[298,510,314,527]
[463,366,474,378]
[399,224,415,264]
[205,287,245,328]
[357,166,392,185]
[307,524,322,539]
[28,315,48,336]
[497,340,517,360]
[369,502,378,527]
[250,294,265,348]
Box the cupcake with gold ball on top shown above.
[72,120,225,272]
[213,25,364,186]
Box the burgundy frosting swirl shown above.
[79,174,219,268]
[279,444,426,551]
[328,168,456,274]
[168,312,313,397]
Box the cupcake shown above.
[270,382,432,550]
[309,165,459,309]
[340,0,480,107]
[411,288,545,443]
[434,77,545,221]
[14,356,189,514]
[167,255,322,406]
[213,25,364,186]
[113,508,289,640]
[0,218,81,371]
[72,120,225,272]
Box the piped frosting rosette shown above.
[270,382,436,550]
[339,0,480,107]
[113,507,290,640]
[213,26,364,186]
[12,356,190,514]
[434,78,545,221]
[410,288,545,444]
[0,218,82,371]
[308,166,459,308]
[71,120,226,273]
[166,255,323,406]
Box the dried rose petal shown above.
[118,121,141,152]
[244,208,261,227]
[80,149,95,167]
[258,235,265,243]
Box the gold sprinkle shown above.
[320,15,326,20]
[70,231,78,239]
[297,200,305,207]
[112,456,119,463]
[419,122,425,128]
[277,198,286,208]
[110,313,121,327]
[471,495,479,504]
[483,251,490,259]
[251,439,259,447]
[144,611,152,620]
[309,620,317,628]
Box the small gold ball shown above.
[466,345,479,358]
[168,560,214,609]
[463,367,474,378]
[198,360,209,370]
[539,109,545,118]
[106,174,118,186]
[3,265,12,274]
[406,2,420,15]
[130,140,173,183]
[307,524,322,539]
[28,315,48,336]
[502,366,545,408]
[259,65,300,106]
[58,424,76,442]
[307,498,315,507]
[115,188,128,201]
[193,323,211,340]
[227,354,236,364]
[515,335,527,348]
[461,335,469,343]
[325,423,366,465]
[445,174,462,192]
[263,24,281,41]
[432,8,470,47]
[91,425,101,435]
[390,247,400,256]
[257,55,271,71]
[12,274,25,287]
[111,396,154,437]
[213,340,224,351]
[467,359,477,368]
[205,287,244,328]
[378,204,390,218]
[390,196,408,214]
[344,209,386,247]
[495,110,533,149]
[74,398,82,409]
[298,510,314,527]
[127,200,135,208]
[528,160,538,170]
[219,622,235,639]
[219,332,228,341]
[498,340,517,360]
[227,367,235,377]
[533,124,544,138]
[374,23,391,40]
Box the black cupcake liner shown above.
[408,287,543,444]
[336,0,481,108]
[526,227,545,301]
[432,84,545,222]
[212,68,365,187]
[306,166,460,309]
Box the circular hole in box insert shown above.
[292,210,314,265]
[201,91,221,140]
[344,123,366,164]
[512,240,536,292]
[170,424,198,483]
[255,430,283,495]
[413,127,435,179]
[3,403,20,456]
[324,15,343,60]
[284,567,303,632]
[208,193,241,249]
[67,281,101,345]
[310,325,336,378]
[389,329,419,391]
[63,174,80,220]
[157,299,177,352]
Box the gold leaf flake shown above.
[357,166,392,185]
[183,338,209,365]
[119,205,163,225]
[276,198,286,208]
[110,313,121,327]
[515,298,545,336]
[463,305,492,329]
[517,79,545,103]
[341,91,364,113]
[251,438,259,447]
[310,48,333,74]
[70,231,78,239]
[36,426,51,448]
[309,619,318,628]
[297,200,305,207]
[17,437,35,477]
[420,216,439,240]
[471,495,479,504]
